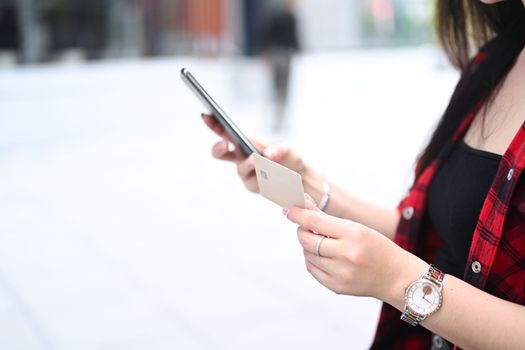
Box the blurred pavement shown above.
[0,47,458,350]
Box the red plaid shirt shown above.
[370,51,525,349]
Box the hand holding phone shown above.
[181,68,260,157]
[182,67,306,208]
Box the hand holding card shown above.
[253,154,305,208]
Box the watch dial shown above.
[406,281,441,315]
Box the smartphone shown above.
[181,68,261,157]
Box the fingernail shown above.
[282,207,290,217]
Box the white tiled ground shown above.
[0,48,458,350]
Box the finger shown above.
[304,250,338,273]
[304,258,334,288]
[211,140,241,162]
[304,193,321,212]
[237,155,255,180]
[251,139,267,153]
[263,143,289,161]
[202,114,230,141]
[202,114,227,138]
[297,228,338,258]
[284,206,347,239]
[202,114,266,155]
[244,177,259,193]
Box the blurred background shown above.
[2,0,433,63]
[1,1,458,349]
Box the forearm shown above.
[385,256,525,350]
[302,166,400,240]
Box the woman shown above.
[202,0,525,348]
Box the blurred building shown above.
[0,0,433,65]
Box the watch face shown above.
[406,280,441,316]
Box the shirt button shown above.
[507,168,514,181]
[471,261,482,274]
[402,206,414,220]
[432,334,444,349]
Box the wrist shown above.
[382,252,429,310]
[302,166,325,208]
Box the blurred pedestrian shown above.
[257,0,300,130]
[45,0,107,60]
[0,2,19,54]
[243,0,300,131]
[202,0,525,349]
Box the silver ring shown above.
[315,235,326,257]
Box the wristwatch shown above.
[401,265,444,327]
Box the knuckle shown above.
[353,239,368,263]
[303,249,313,260]
[211,147,221,159]
[305,261,313,273]
[239,164,249,178]
[304,212,319,229]
[343,248,363,266]
[341,247,355,263]
[356,226,367,240]
[298,232,309,247]
[245,181,256,192]
[246,179,258,192]
[332,284,345,295]
[239,163,254,180]
[353,247,366,264]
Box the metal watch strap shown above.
[424,264,444,287]
[401,308,427,326]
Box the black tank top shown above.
[427,140,502,279]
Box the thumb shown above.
[263,144,288,161]
[304,193,321,212]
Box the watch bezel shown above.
[404,279,443,317]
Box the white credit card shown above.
[253,153,305,208]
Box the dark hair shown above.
[416,0,525,178]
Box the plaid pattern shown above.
[370,51,525,349]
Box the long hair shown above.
[415,0,525,178]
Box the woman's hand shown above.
[283,194,425,302]
[202,114,306,192]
